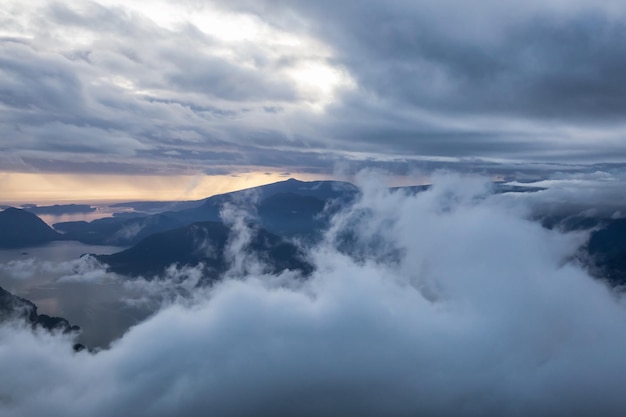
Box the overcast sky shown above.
[2,0,626,200]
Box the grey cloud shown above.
[0,1,315,174]
[352,14,626,120]
[143,97,240,118]
[45,1,141,35]
[16,157,184,175]
[213,0,626,164]
[163,50,297,102]
[219,1,626,119]
[2,0,626,176]
[0,43,86,116]
[499,168,626,218]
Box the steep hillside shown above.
[0,207,62,248]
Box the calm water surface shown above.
[0,241,154,348]
[37,204,134,228]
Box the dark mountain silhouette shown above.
[56,179,359,246]
[0,207,63,248]
[0,285,80,334]
[199,177,358,203]
[167,177,358,225]
[54,213,186,246]
[23,204,96,215]
[257,192,328,238]
[541,215,626,286]
[586,218,626,285]
[109,199,207,214]
[95,221,313,280]
[53,178,546,248]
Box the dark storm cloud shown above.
[335,13,626,121]
[215,0,626,163]
[218,1,626,119]
[164,50,297,102]
[0,43,87,118]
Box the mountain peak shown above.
[0,207,61,248]
[2,207,22,213]
[1,207,41,220]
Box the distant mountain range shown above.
[22,204,96,215]
[1,178,355,249]
[2,178,625,287]
[35,179,544,248]
[109,199,206,214]
[54,178,359,246]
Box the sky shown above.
[2,0,626,202]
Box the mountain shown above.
[167,177,358,224]
[95,221,313,279]
[197,177,357,203]
[0,285,80,334]
[23,204,96,215]
[109,199,207,214]
[53,178,547,248]
[56,179,359,246]
[257,192,329,238]
[541,215,626,286]
[0,207,63,248]
[586,218,626,285]
[54,213,186,246]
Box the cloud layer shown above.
[1,174,626,416]
[2,0,626,179]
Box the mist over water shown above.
[2,174,626,416]
[0,241,150,347]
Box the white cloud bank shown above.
[1,173,626,416]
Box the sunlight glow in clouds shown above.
[50,0,351,109]
[108,0,358,107]
[287,60,356,110]
[1,0,354,115]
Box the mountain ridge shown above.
[94,220,313,280]
[0,207,64,248]
[56,178,358,246]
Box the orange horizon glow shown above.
[0,171,339,206]
[0,171,434,207]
